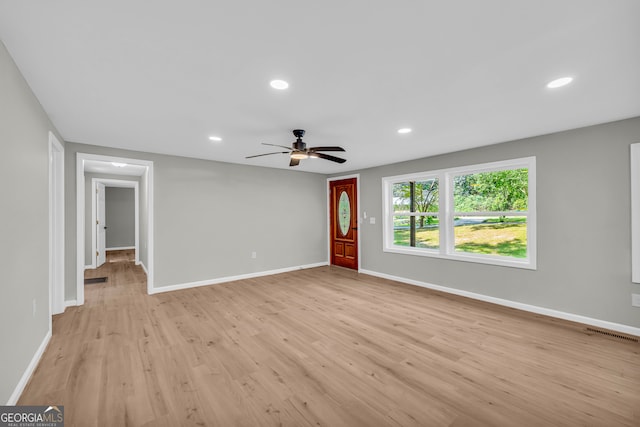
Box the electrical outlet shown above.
[632,294,640,307]
[32,299,36,317]
[370,217,376,224]
[251,251,257,259]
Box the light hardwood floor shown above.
[20,256,640,426]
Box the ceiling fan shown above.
[246,129,346,167]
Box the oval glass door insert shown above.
[338,190,351,236]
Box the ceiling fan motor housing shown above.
[292,129,307,151]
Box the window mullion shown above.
[439,171,451,256]
[409,181,416,247]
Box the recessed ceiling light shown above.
[546,77,573,89]
[397,128,412,134]
[111,162,127,167]
[209,136,222,142]
[270,79,289,90]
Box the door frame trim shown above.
[91,178,140,268]
[76,153,154,305]
[327,174,361,271]
[48,132,64,317]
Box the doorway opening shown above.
[89,178,139,269]
[76,153,154,305]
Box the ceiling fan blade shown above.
[289,157,300,167]
[312,152,347,163]
[262,142,293,150]
[245,151,288,159]
[308,146,345,152]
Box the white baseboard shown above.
[150,262,329,295]
[7,329,52,405]
[106,246,135,251]
[138,261,148,276]
[64,300,77,308]
[360,269,640,338]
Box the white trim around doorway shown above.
[90,178,140,268]
[76,153,154,305]
[48,132,64,317]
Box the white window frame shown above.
[631,143,640,283]
[383,156,536,269]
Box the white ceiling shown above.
[1,1,639,174]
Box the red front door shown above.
[330,178,358,270]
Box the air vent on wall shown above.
[585,327,639,343]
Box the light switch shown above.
[370,217,376,224]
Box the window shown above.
[391,178,440,249]
[383,157,536,269]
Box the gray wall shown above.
[83,174,140,266]
[0,41,64,403]
[105,187,135,249]
[65,142,328,298]
[346,117,640,328]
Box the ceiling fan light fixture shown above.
[291,152,309,160]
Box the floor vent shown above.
[585,327,639,343]
[85,277,108,285]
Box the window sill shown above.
[383,245,536,270]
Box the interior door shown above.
[96,182,106,267]
[330,177,358,270]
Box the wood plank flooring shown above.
[19,257,640,426]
